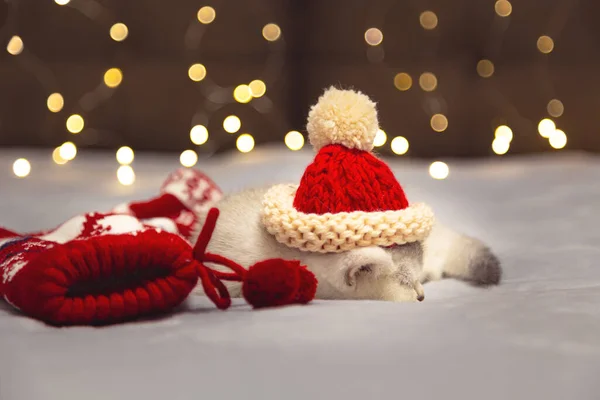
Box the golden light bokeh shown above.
[549,129,567,149]
[66,114,85,134]
[52,147,68,165]
[430,114,448,132]
[249,80,266,98]
[110,23,129,42]
[180,150,198,167]
[262,23,281,41]
[103,68,123,88]
[494,125,513,141]
[117,165,135,186]
[190,125,209,145]
[390,136,409,155]
[12,158,31,178]
[419,72,438,91]
[188,63,207,82]
[373,129,387,147]
[492,137,510,155]
[7,36,24,55]
[59,141,77,161]
[477,59,495,78]
[236,134,255,153]
[419,11,438,30]
[116,146,134,165]
[429,161,449,180]
[494,0,512,17]
[54,0,70,5]
[233,84,252,103]
[285,131,304,151]
[364,28,383,46]
[394,73,413,91]
[223,115,241,133]
[537,35,554,54]
[47,93,64,113]
[197,6,216,24]
[547,99,564,118]
[538,118,556,138]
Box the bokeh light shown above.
[103,68,123,88]
[492,137,510,155]
[285,131,304,151]
[116,146,134,165]
[394,73,413,91]
[364,28,383,46]
[117,165,135,186]
[7,36,24,55]
[373,129,387,147]
[419,11,438,30]
[66,114,85,134]
[52,147,68,165]
[430,114,448,132]
[12,158,31,178]
[188,64,207,82]
[249,80,266,97]
[55,0,70,5]
[59,141,77,161]
[180,150,198,167]
[419,72,438,91]
[477,59,495,78]
[549,129,567,149]
[537,36,554,54]
[236,134,255,153]
[223,115,241,133]
[494,125,513,141]
[538,118,556,138]
[390,136,409,155]
[110,23,128,41]
[494,0,512,17]
[47,93,64,113]
[233,84,252,103]
[547,99,564,118]
[190,125,209,145]
[262,23,281,41]
[429,161,449,180]
[197,6,216,24]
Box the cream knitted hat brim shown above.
[262,184,435,253]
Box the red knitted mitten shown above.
[0,168,222,325]
[0,214,198,326]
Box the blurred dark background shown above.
[1,0,598,160]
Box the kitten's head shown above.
[299,241,425,302]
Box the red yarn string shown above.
[192,207,251,309]
[193,208,219,257]
[203,253,247,278]
[196,264,231,310]
[210,270,243,282]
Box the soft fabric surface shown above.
[1,147,599,399]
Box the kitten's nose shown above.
[416,294,425,302]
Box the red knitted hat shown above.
[262,87,435,253]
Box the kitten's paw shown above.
[469,246,502,285]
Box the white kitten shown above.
[192,187,502,303]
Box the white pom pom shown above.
[306,87,379,152]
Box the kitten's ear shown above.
[343,247,395,287]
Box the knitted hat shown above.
[262,87,435,253]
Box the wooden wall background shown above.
[0,0,599,158]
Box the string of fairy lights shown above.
[364,0,568,180]
[7,0,568,184]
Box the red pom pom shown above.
[294,266,318,304]
[242,259,301,308]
